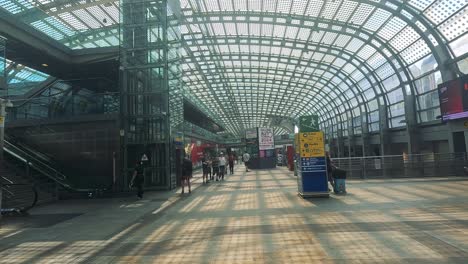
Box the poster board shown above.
[258,127,274,150]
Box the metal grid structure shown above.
[119,0,174,189]
[0,37,5,96]
[0,0,467,139]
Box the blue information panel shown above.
[296,131,329,197]
[297,157,328,195]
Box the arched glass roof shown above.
[1,0,467,136]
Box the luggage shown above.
[334,179,346,194]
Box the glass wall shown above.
[0,36,5,97]
[8,80,118,121]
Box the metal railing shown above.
[1,183,38,214]
[4,139,69,187]
[331,152,468,179]
[3,140,96,193]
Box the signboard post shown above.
[296,116,329,198]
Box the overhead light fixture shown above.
[42,63,48,67]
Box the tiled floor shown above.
[1,167,468,263]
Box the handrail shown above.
[1,183,38,213]
[4,140,67,182]
[5,135,56,166]
[3,140,97,192]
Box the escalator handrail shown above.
[3,141,98,192]
[5,135,57,167]
[4,139,67,182]
[1,183,38,213]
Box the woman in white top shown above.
[218,153,227,180]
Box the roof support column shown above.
[404,93,424,176]
[336,124,346,158]
[404,94,420,154]
[378,96,390,177]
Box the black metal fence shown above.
[332,153,467,179]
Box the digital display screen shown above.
[438,75,468,121]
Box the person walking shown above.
[202,154,209,184]
[207,156,213,181]
[182,155,192,194]
[243,151,250,172]
[130,161,144,199]
[218,152,227,180]
[212,155,220,181]
[228,154,235,174]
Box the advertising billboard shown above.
[258,127,274,150]
[438,75,468,121]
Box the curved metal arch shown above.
[183,34,384,112]
[184,76,338,123]
[183,11,417,96]
[183,75,345,130]
[181,41,247,133]
[184,61,354,112]
[375,0,457,77]
[182,57,362,120]
[181,13,412,110]
[182,47,385,126]
[187,0,453,71]
[182,66,342,121]
[183,43,378,107]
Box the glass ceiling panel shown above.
[1,0,467,135]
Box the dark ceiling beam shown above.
[0,8,70,62]
[0,8,119,79]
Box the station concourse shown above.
[0,0,467,263]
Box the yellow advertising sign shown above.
[0,116,4,128]
[299,132,325,158]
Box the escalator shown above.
[3,137,98,192]
[1,137,106,214]
[3,76,120,194]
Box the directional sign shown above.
[299,132,325,158]
[299,115,319,132]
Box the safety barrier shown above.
[331,152,467,179]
